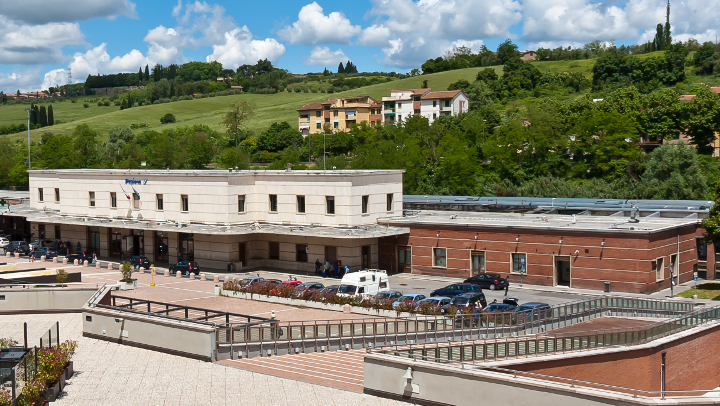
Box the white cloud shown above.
[40,69,69,92]
[278,2,362,45]
[0,16,84,65]
[359,25,391,47]
[451,40,485,52]
[0,0,136,24]
[304,46,349,66]
[144,25,182,49]
[0,68,43,93]
[206,27,285,67]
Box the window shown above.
[109,229,122,257]
[414,109,420,114]
[269,194,278,212]
[238,195,245,213]
[362,195,369,214]
[156,194,163,211]
[333,110,338,117]
[444,100,450,107]
[433,100,437,107]
[362,246,370,268]
[179,233,194,261]
[655,257,665,281]
[132,193,139,209]
[54,188,60,202]
[316,122,321,129]
[326,196,335,214]
[38,188,43,202]
[433,113,437,120]
[386,194,393,211]
[297,195,305,213]
[181,195,189,212]
[397,115,402,121]
[110,192,117,208]
[89,192,96,207]
[316,111,322,117]
[269,242,280,260]
[471,251,485,276]
[512,253,527,274]
[296,244,308,262]
[398,102,402,108]
[433,248,447,268]
[333,121,338,129]
[54,225,61,240]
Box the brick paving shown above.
[548,317,660,335]
[0,313,408,406]
[220,350,366,393]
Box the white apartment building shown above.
[382,88,469,125]
[25,169,407,272]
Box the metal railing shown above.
[3,321,60,403]
[369,305,720,365]
[215,296,696,358]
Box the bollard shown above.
[107,263,113,270]
[14,253,19,259]
[62,257,68,265]
[138,267,145,274]
[164,270,170,277]
[189,272,196,280]
[213,274,219,283]
[224,276,230,283]
[343,304,351,314]
[4,252,9,258]
[83,260,88,267]
[73,259,79,266]
[41,256,46,262]
[52,257,58,264]
[200,274,206,281]
[95,261,100,269]
[176,271,182,278]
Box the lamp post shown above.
[23,108,31,169]
[323,131,326,171]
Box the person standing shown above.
[505,276,510,296]
[333,261,339,278]
[325,260,330,278]
[315,258,321,275]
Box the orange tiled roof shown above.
[421,90,463,100]
[297,102,324,111]
[679,94,697,101]
[410,88,431,96]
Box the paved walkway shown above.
[0,313,407,406]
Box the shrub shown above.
[0,389,11,406]
[82,103,89,108]
[97,101,103,106]
[103,100,111,106]
[130,123,149,129]
[160,113,176,124]
[0,338,18,348]
[120,261,133,281]
[56,269,68,285]
[171,96,179,102]
[70,99,76,103]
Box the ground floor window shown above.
[155,231,169,263]
[87,226,100,254]
[655,257,665,281]
[512,253,527,274]
[398,246,411,272]
[296,244,308,262]
[238,242,246,266]
[179,233,194,261]
[433,248,447,268]
[109,229,122,258]
[38,224,45,240]
[471,251,485,275]
[54,225,61,240]
[362,246,370,269]
[269,242,280,260]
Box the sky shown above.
[1,0,718,92]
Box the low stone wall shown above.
[219,289,411,318]
[0,285,100,314]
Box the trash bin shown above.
[604,282,611,293]
[227,262,235,272]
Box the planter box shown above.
[45,381,60,402]
[219,289,412,318]
[64,361,74,380]
[118,279,138,290]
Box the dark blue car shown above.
[430,283,479,297]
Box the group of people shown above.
[314,259,348,278]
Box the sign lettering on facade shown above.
[125,179,148,185]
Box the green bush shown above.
[160,113,176,124]
[97,101,103,106]
[103,100,111,106]
[82,103,89,108]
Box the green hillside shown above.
[0,66,508,142]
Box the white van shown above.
[337,269,390,297]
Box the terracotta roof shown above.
[711,87,720,94]
[297,102,324,111]
[421,90,463,100]
[679,94,697,101]
[410,88,431,96]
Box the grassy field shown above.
[0,66,494,142]
[676,283,720,300]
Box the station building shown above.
[22,169,408,272]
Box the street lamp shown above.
[233,132,237,148]
[23,108,31,169]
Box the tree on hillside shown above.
[337,62,345,74]
[323,67,330,76]
[144,64,150,81]
[256,122,303,153]
[702,181,720,245]
[496,39,520,64]
[693,42,719,75]
[29,104,37,125]
[38,105,47,127]
[47,105,54,126]
[222,100,256,147]
[641,143,707,200]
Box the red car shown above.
[282,280,302,287]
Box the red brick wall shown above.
[379,224,699,293]
[503,323,720,394]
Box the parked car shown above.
[29,240,44,250]
[282,280,303,287]
[256,279,282,289]
[32,247,58,258]
[392,293,427,309]
[484,298,519,313]
[464,273,509,291]
[417,296,452,307]
[376,290,403,300]
[295,282,324,292]
[6,241,31,255]
[430,283,479,298]
[66,251,92,263]
[240,277,264,286]
[169,261,198,274]
[444,292,488,311]
[128,256,151,269]
[320,285,340,294]
[515,302,552,320]
[0,237,10,248]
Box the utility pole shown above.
[24,108,31,169]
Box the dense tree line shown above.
[337,61,358,74]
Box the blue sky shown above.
[0,0,717,92]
